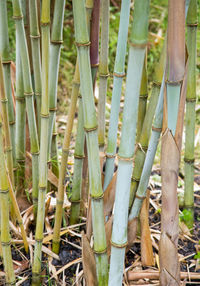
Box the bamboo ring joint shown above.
[139,94,148,99]
[113,72,125,78]
[49,107,57,112]
[117,154,134,162]
[16,96,25,102]
[16,158,25,163]
[187,22,198,27]
[131,176,140,183]
[51,40,63,45]
[106,153,116,159]
[72,80,80,87]
[1,240,11,246]
[35,92,41,97]
[24,92,34,97]
[129,41,147,49]
[1,98,8,103]
[84,125,98,132]
[152,126,162,132]
[30,34,40,39]
[91,193,104,200]
[41,22,50,26]
[91,63,99,68]
[9,120,16,125]
[186,98,196,102]
[137,143,147,153]
[166,79,183,86]
[0,188,9,195]
[41,113,49,118]
[13,15,23,20]
[74,154,85,159]
[110,240,128,248]
[93,247,107,254]
[2,60,12,65]
[52,132,58,136]
[184,158,194,164]
[39,186,47,192]
[153,80,161,87]
[5,147,12,152]
[99,73,110,78]
[35,238,43,243]
[75,41,91,47]
[135,194,146,200]
[78,94,82,99]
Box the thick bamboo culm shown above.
[48,0,65,160]
[29,0,42,139]
[0,58,14,188]
[0,0,16,181]
[32,0,50,284]
[159,0,185,284]
[104,0,131,191]
[72,0,109,284]
[12,0,40,217]
[52,0,93,254]
[184,0,197,229]
[0,117,15,285]
[108,1,150,285]
[70,97,85,225]
[15,32,26,195]
[98,0,109,151]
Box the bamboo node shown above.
[152,126,162,132]
[74,154,85,159]
[99,73,110,78]
[166,79,183,86]
[72,80,80,87]
[24,92,34,97]
[187,22,198,27]
[78,94,82,99]
[153,81,161,87]
[13,15,23,20]
[39,186,47,191]
[139,94,148,99]
[0,188,9,195]
[9,120,16,126]
[49,107,57,112]
[56,199,64,205]
[52,132,58,136]
[1,98,8,103]
[16,159,26,163]
[30,34,40,39]
[62,148,69,154]
[5,147,12,152]
[2,60,12,65]
[91,193,104,200]
[184,158,194,164]
[137,143,147,153]
[110,240,128,248]
[84,125,98,132]
[75,41,91,47]
[41,113,49,118]
[35,93,41,96]
[131,176,140,183]
[51,40,63,45]
[93,247,107,254]
[15,96,25,102]
[35,238,43,243]
[91,63,99,68]
[117,154,134,162]
[113,72,126,78]
[135,194,146,200]
[106,153,116,159]
[186,98,196,102]
[129,41,147,49]
[41,22,50,26]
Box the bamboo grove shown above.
[0,0,198,285]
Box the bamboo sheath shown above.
[12,0,40,218]
[48,0,65,159]
[104,0,131,191]
[72,0,109,284]
[159,0,185,284]
[32,1,50,284]
[184,0,197,229]
[108,1,149,285]
[52,0,93,254]
[0,118,15,285]
[29,0,42,140]
[98,0,110,151]
[0,0,16,182]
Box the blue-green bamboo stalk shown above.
[29,0,42,139]
[72,0,108,283]
[184,0,197,230]
[108,1,150,285]
[12,0,40,217]
[48,0,65,159]
[15,32,26,195]
[32,1,50,284]
[98,0,110,151]
[0,0,16,182]
[103,0,131,191]
[70,97,85,225]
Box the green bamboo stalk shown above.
[70,97,85,225]
[129,41,166,208]
[15,31,26,195]
[29,0,42,139]
[136,53,148,142]
[52,62,80,254]
[32,1,50,284]
[98,0,110,151]
[0,117,15,285]
[52,0,94,254]
[0,0,16,182]
[51,122,59,178]
[72,0,109,283]
[103,0,131,191]
[12,0,40,217]
[159,0,185,284]
[0,58,14,188]
[184,0,197,230]
[48,0,65,160]
[108,1,149,285]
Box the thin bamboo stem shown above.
[184,0,197,230]
[104,0,131,190]
[0,117,15,285]
[32,1,50,284]
[51,122,59,178]
[109,1,150,285]
[72,0,108,283]
[98,0,110,151]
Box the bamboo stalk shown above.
[184,0,197,230]
[48,0,65,160]
[108,1,149,285]
[98,0,110,151]
[12,0,40,218]
[159,0,185,284]
[72,0,109,283]
[51,122,59,178]
[103,0,131,190]
[0,0,16,182]
[0,117,15,285]
[32,1,50,284]
[70,97,85,225]
[29,0,42,139]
